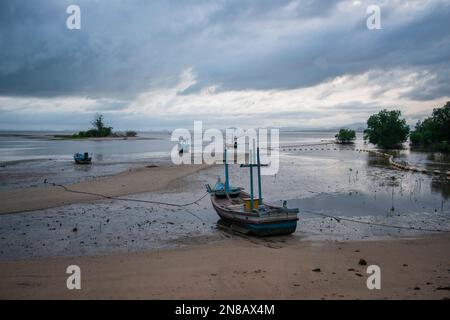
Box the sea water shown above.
[0,131,449,259]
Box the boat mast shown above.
[257,147,263,204]
[240,141,265,211]
[224,148,230,194]
[249,149,254,210]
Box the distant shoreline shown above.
[50,135,155,141]
[0,133,158,141]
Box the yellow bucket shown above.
[243,198,260,211]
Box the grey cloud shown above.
[1,0,449,101]
[0,0,450,133]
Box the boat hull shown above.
[217,217,297,236]
[211,194,299,236]
[74,153,92,164]
[212,189,241,198]
[74,159,92,164]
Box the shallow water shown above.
[0,132,449,260]
[1,148,449,260]
[0,132,174,190]
[1,131,449,192]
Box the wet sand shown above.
[1,158,449,260]
[0,164,209,215]
[0,234,449,299]
[1,139,449,299]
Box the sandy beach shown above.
[0,164,209,215]
[1,135,449,300]
[1,234,449,299]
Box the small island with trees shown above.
[53,114,138,140]
[335,128,356,144]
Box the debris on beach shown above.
[358,258,367,266]
[436,286,450,291]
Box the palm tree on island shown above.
[72,114,137,138]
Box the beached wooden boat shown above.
[207,147,299,236]
[74,152,92,164]
[211,191,299,236]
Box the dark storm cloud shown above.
[0,0,449,101]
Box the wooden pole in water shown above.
[257,147,262,203]
[224,148,230,194]
[249,150,254,210]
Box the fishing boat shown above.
[206,177,243,198]
[178,137,190,154]
[206,148,299,236]
[73,152,92,164]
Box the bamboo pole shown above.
[249,150,254,210]
[257,147,262,203]
[224,148,230,194]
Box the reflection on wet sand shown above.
[431,178,450,200]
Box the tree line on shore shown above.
[78,102,448,152]
[335,101,449,152]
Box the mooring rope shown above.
[48,182,209,207]
[36,181,209,221]
[301,209,450,233]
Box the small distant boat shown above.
[74,152,92,164]
[206,177,243,198]
[178,138,190,154]
[206,148,299,236]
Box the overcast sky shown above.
[0,0,449,131]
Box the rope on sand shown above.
[302,209,450,233]
[33,181,209,221]
[49,182,209,207]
